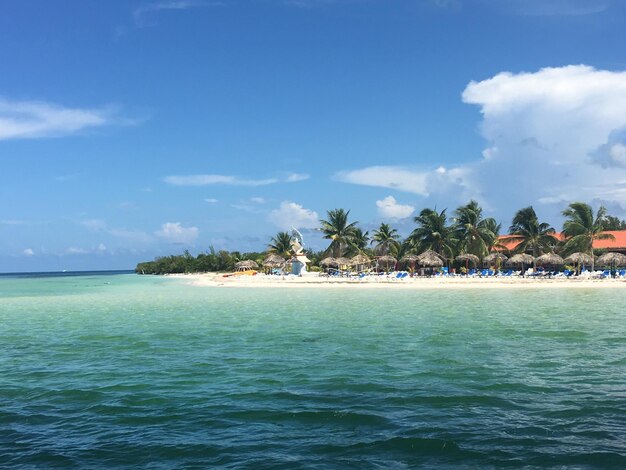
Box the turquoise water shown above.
[1,274,625,468]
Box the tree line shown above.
[136,201,626,274]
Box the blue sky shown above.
[2,0,626,271]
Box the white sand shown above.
[168,272,626,289]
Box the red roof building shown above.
[498,231,626,253]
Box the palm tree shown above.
[346,227,370,256]
[371,223,400,255]
[506,206,557,268]
[483,218,507,253]
[409,208,457,261]
[561,202,615,270]
[453,200,498,258]
[319,208,359,257]
[268,231,293,258]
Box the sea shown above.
[1,271,625,469]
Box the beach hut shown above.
[320,257,338,267]
[234,260,259,271]
[335,257,352,273]
[417,250,444,275]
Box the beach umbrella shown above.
[335,257,352,268]
[484,253,508,263]
[505,253,534,266]
[377,255,397,272]
[235,260,259,271]
[536,253,564,266]
[455,253,480,265]
[417,250,444,267]
[351,253,371,272]
[263,254,285,267]
[400,254,420,263]
[320,257,338,267]
[564,252,592,265]
[596,252,626,267]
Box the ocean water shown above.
[1,273,625,469]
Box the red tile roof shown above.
[497,230,626,252]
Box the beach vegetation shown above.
[319,208,360,257]
[408,208,457,262]
[453,200,498,258]
[268,231,293,258]
[561,202,615,270]
[505,206,557,267]
[371,223,401,255]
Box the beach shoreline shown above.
[165,272,626,289]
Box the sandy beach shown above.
[169,272,626,289]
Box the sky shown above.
[2,0,626,272]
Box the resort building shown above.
[498,231,626,254]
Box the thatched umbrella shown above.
[505,253,534,273]
[596,252,626,267]
[351,253,371,272]
[484,253,508,263]
[377,255,397,272]
[418,250,444,267]
[596,253,626,276]
[235,260,259,271]
[484,252,508,271]
[564,252,592,265]
[536,253,564,272]
[335,257,352,268]
[320,257,338,267]
[263,254,285,267]
[456,253,479,265]
[400,254,420,273]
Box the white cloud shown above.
[164,174,278,186]
[1,220,25,225]
[461,65,626,219]
[133,1,218,26]
[97,243,107,252]
[250,197,265,204]
[0,98,119,140]
[339,66,626,223]
[337,165,474,199]
[268,201,319,230]
[204,198,218,203]
[66,247,88,255]
[23,248,34,256]
[155,222,199,244]
[376,196,415,219]
[109,228,154,244]
[81,219,107,232]
[286,173,310,183]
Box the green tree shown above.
[347,227,370,256]
[561,202,615,270]
[409,208,457,261]
[319,208,359,257]
[371,222,400,255]
[453,200,498,258]
[507,206,557,268]
[602,215,626,230]
[268,231,293,258]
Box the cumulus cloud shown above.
[23,248,34,256]
[376,196,415,219]
[204,198,218,203]
[97,243,107,252]
[268,201,319,230]
[66,247,88,255]
[340,65,626,223]
[0,98,120,140]
[155,222,199,244]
